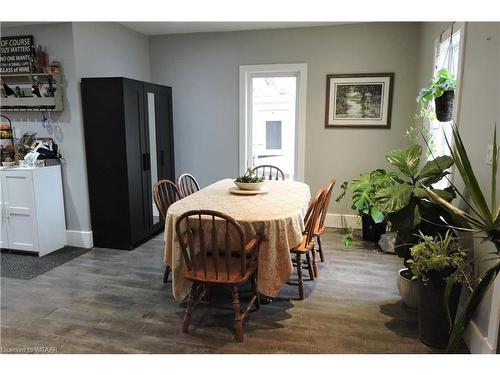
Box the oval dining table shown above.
[163,178,311,301]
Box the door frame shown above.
[239,63,308,181]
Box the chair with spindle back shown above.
[290,188,325,300]
[251,165,285,181]
[177,173,200,198]
[175,210,262,342]
[315,179,336,263]
[153,179,182,283]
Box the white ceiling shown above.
[119,22,342,36]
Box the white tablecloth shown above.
[163,179,311,301]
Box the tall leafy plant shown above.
[425,123,500,353]
[336,169,398,223]
[373,144,456,260]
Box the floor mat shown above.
[0,246,91,280]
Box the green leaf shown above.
[418,155,454,180]
[492,125,497,218]
[444,270,459,332]
[388,199,421,232]
[432,188,455,202]
[386,145,422,178]
[447,260,500,352]
[374,184,414,213]
[450,123,492,225]
[414,187,428,199]
[370,206,385,224]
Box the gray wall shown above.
[418,22,500,353]
[0,22,151,234]
[149,23,420,215]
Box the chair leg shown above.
[295,253,304,300]
[251,273,260,310]
[232,286,244,342]
[317,235,325,262]
[163,265,170,283]
[305,252,314,281]
[182,283,197,333]
[311,247,319,277]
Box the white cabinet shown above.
[0,165,66,256]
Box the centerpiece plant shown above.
[417,68,456,121]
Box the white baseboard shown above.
[464,319,495,354]
[66,230,94,249]
[325,213,361,229]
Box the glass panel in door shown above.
[250,76,296,179]
[146,92,160,226]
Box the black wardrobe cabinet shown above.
[81,77,175,250]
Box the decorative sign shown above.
[0,35,34,74]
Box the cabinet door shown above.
[2,170,38,251]
[144,84,175,229]
[0,176,9,248]
[123,79,151,244]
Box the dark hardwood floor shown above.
[0,229,438,353]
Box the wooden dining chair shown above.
[290,188,325,300]
[177,173,200,198]
[175,210,262,342]
[153,179,182,283]
[315,179,336,263]
[251,165,285,181]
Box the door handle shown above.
[142,153,148,171]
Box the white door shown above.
[2,170,38,251]
[0,177,8,248]
[239,64,308,181]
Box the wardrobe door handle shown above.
[142,153,148,171]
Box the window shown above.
[266,120,282,150]
[427,23,465,188]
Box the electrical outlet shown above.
[486,144,499,165]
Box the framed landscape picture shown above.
[325,73,394,128]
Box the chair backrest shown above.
[177,173,200,198]
[153,179,181,222]
[304,189,325,246]
[175,210,248,280]
[251,165,285,181]
[318,179,336,231]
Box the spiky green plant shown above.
[425,122,500,353]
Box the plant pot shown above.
[361,214,386,243]
[417,270,461,349]
[233,181,265,190]
[396,268,419,310]
[434,90,455,122]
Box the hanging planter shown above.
[435,90,455,121]
[416,68,456,121]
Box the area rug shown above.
[0,246,91,280]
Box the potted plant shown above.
[234,168,265,190]
[417,68,457,122]
[408,231,467,349]
[425,123,500,352]
[336,169,398,243]
[15,131,37,163]
[373,144,456,309]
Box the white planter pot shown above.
[396,268,419,310]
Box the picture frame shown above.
[325,73,394,128]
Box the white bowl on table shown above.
[234,181,265,191]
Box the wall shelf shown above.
[1,72,64,112]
